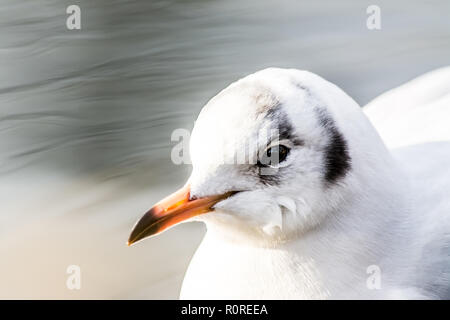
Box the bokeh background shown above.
[0,0,449,299]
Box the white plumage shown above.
[177,68,450,299]
[132,67,450,299]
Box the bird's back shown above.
[364,67,450,298]
[364,66,450,148]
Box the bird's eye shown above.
[258,144,290,167]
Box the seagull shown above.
[128,67,450,299]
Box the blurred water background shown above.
[0,0,449,298]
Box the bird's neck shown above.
[282,160,417,297]
[189,161,417,299]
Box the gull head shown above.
[128,68,387,245]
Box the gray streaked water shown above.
[0,0,449,298]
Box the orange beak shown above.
[127,185,234,246]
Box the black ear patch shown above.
[316,109,351,184]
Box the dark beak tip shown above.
[127,236,142,247]
[127,225,143,247]
[127,230,144,247]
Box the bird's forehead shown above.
[206,82,280,121]
[189,83,283,169]
[195,83,281,139]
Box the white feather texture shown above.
[178,67,450,299]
